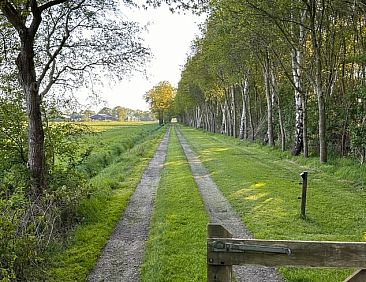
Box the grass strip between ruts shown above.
[141,127,209,281]
[178,125,366,282]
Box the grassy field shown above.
[141,128,209,281]
[178,125,366,282]
[46,122,165,281]
[44,122,366,281]
[77,122,160,177]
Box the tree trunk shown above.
[159,110,164,125]
[224,90,232,136]
[196,106,202,128]
[204,103,210,131]
[303,93,308,158]
[248,84,255,141]
[278,99,286,151]
[220,104,226,134]
[17,34,46,200]
[310,2,327,163]
[291,8,306,156]
[263,52,275,146]
[291,47,304,155]
[271,70,286,151]
[314,39,327,163]
[239,75,250,140]
[230,85,237,138]
[317,90,327,163]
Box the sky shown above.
[80,2,205,112]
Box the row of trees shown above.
[175,0,366,164]
[62,106,155,121]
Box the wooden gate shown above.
[207,224,366,282]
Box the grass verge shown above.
[140,127,209,282]
[78,122,161,177]
[178,125,366,282]
[46,123,166,281]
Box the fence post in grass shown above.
[300,171,308,219]
[207,224,232,282]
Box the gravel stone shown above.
[88,129,170,282]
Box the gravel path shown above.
[175,127,284,282]
[88,129,170,282]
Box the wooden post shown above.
[207,224,232,282]
[300,171,308,219]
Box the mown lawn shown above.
[141,128,209,281]
[46,122,165,281]
[178,125,366,282]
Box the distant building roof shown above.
[90,114,117,121]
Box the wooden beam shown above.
[207,224,232,282]
[344,269,366,282]
[208,238,366,268]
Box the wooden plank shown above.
[207,224,232,282]
[208,238,366,268]
[344,269,366,282]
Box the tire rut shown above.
[175,127,284,282]
[88,128,170,282]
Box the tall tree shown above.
[112,106,128,121]
[144,81,175,125]
[0,0,149,199]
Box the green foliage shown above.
[0,98,27,167]
[98,107,112,115]
[45,122,92,168]
[145,81,176,124]
[349,87,366,163]
[351,125,366,161]
[141,129,208,281]
[0,100,93,280]
[0,198,26,281]
[0,99,31,281]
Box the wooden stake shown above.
[207,224,232,282]
[300,171,308,219]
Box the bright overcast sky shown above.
[81,2,205,112]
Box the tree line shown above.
[52,106,155,122]
[175,0,366,164]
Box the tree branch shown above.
[0,0,26,32]
[39,0,68,12]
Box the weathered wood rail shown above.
[208,224,366,282]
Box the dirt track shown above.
[88,129,170,282]
[175,127,283,282]
[88,126,283,281]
